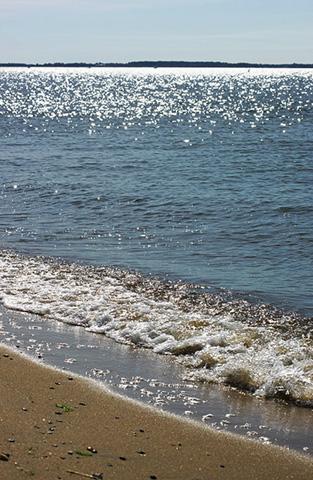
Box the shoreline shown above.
[1,303,313,454]
[0,249,312,411]
[1,344,313,479]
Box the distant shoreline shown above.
[1,61,313,68]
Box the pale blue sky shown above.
[1,0,313,63]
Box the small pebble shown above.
[8,438,15,443]
[119,456,127,461]
[87,446,97,453]
[0,453,10,462]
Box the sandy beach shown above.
[0,344,312,480]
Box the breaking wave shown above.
[0,250,312,406]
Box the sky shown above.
[1,0,313,63]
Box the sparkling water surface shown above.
[1,67,313,315]
[1,68,313,407]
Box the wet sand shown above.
[0,344,312,480]
[1,306,312,453]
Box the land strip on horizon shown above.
[1,61,313,68]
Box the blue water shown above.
[1,67,313,315]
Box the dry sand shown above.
[0,344,312,480]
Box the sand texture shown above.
[0,344,312,480]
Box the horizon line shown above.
[1,60,313,69]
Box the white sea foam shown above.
[0,251,312,405]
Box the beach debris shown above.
[87,446,97,453]
[75,450,94,457]
[55,402,74,412]
[67,470,103,479]
[136,450,146,456]
[8,437,15,443]
[170,442,182,450]
[0,453,10,462]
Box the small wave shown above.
[277,205,313,215]
[0,249,312,406]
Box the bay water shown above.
[0,67,312,406]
